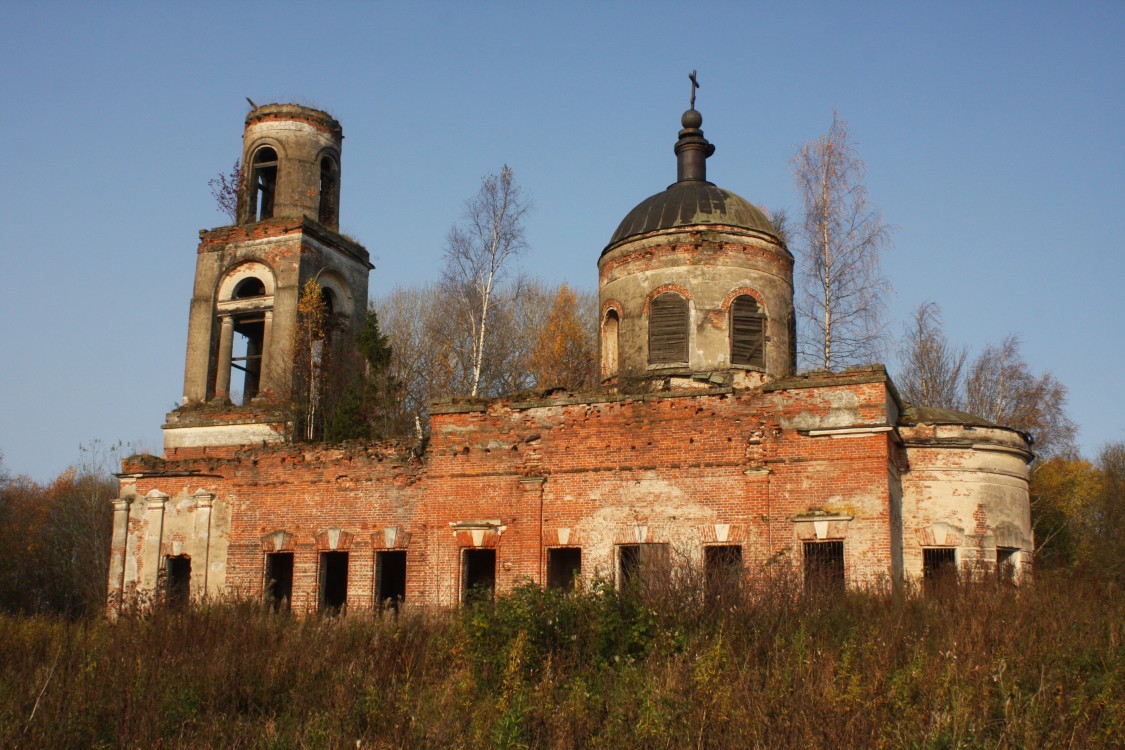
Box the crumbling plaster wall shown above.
[598,228,795,379]
[899,423,1032,578]
[110,477,232,603]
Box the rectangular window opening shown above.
[923,547,957,589]
[996,547,1018,580]
[318,551,349,615]
[376,550,407,609]
[165,555,191,607]
[264,552,294,613]
[804,540,845,593]
[461,548,496,603]
[705,545,744,599]
[617,543,669,590]
[547,547,582,591]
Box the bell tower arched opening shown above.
[248,146,278,222]
[213,264,276,405]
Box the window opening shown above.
[804,540,845,593]
[648,293,688,364]
[320,286,336,316]
[923,548,957,589]
[165,555,191,607]
[229,316,264,404]
[234,278,266,299]
[265,552,293,613]
[730,295,766,367]
[376,550,407,609]
[617,543,669,590]
[318,551,349,614]
[461,548,496,603]
[601,310,620,378]
[547,548,582,591]
[227,277,268,404]
[704,545,743,599]
[996,547,1018,580]
[318,156,339,227]
[249,147,278,222]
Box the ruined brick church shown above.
[108,100,1033,612]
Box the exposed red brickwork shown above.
[599,232,792,285]
[642,283,693,313]
[720,286,768,312]
[122,371,908,610]
[600,299,623,320]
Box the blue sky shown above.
[1,2,1122,480]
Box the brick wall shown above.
[116,369,910,610]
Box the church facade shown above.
[108,102,1033,612]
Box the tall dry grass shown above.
[0,570,1121,749]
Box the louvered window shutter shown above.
[648,293,689,364]
[731,295,765,367]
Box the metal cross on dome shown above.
[689,70,700,110]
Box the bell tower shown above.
[167,103,372,452]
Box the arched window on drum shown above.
[730,295,766,368]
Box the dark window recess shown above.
[319,551,349,614]
[923,548,957,587]
[227,277,268,404]
[231,316,264,403]
[547,548,582,591]
[996,547,1018,579]
[265,552,293,612]
[249,147,278,222]
[318,156,339,227]
[648,293,689,364]
[376,550,407,607]
[705,545,744,598]
[617,543,669,589]
[462,549,496,603]
[804,541,845,593]
[730,295,766,367]
[166,555,191,607]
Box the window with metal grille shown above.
[804,540,845,593]
[648,293,688,364]
[730,295,765,367]
[923,547,957,589]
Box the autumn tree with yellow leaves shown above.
[528,284,598,390]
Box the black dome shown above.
[607,181,777,249]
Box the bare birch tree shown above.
[896,303,1077,459]
[963,335,1077,459]
[896,302,968,409]
[792,113,892,370]
[443,165,531,397]
[376,280,598,428]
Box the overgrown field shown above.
[1,573,1121,749]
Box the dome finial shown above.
[675,70,714,183]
